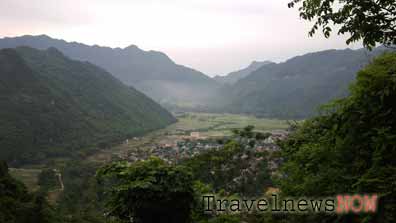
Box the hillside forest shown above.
[0,0,395,223]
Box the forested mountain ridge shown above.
[0,47,175,165]
[0,35,220,107]
[220,47,392,118]
[213,60,274,85]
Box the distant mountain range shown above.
[0,35,220,108]
[213,61,274,85]
[0,47,175,164]
[219,47,392,118]
[1,35,392,120]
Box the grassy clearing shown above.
[9,168,41,192]
[82,113,289,163]
[164,112,289,137]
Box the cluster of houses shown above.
[124,137,222,163]
[119,130,288,167]
[109,129,288,196]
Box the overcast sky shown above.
[0,0,362,76]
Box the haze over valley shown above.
[1,1,395,222]
[1,35,390,117]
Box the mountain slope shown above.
[213,61,274,85]
[0,35,220,107]
[222,48,391,118]
[0,47,175,165]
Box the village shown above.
[119,129,288,172]
[84,112,291,180]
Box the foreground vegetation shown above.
[2,112,286,223]
[92,52,396,223]
[278,53,396,223]
[75,52,396,223]
[2,53,395,222]
[0,161,60,223]
[2,0,395,222]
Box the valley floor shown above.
[86,112,289,163]
[10,112,289,197]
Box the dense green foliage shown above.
[288,0,396,48]
[97,158,195,223]
[221,47,392,118]
[38,169,58,191]
[0,35,221,107]
[1,160,110,223]
[92,125,275,223]
[2,8,395,223]
[0,47,175,165]
[278,53,396,222]
[56,161,107,223]
[83,49,396,223]
[0,161,59,223]
[184,140,272,197]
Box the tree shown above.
[278,53,396,222]
[288,0,396,48]
[38,169,58,191]
[96,157,195,223]
[0,161,60,223]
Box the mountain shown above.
[0,47,175,165]
[0,35,220,108]
[213,61,274,85]
[221,48,391,119]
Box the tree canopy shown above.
[278,52,396,222]
[96,157,195,223]
[288,0,396,48]
[0,161,58,223]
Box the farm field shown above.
[9,168,42,192]
[87,112,289,162]
[167,112,289,137]
[12,112,290,189]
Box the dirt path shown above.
[54,169,64,191]
[47,169,64,205]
